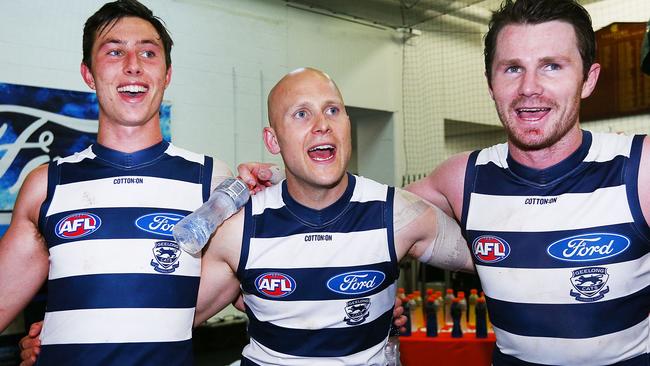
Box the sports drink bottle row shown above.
[397,288,492,338]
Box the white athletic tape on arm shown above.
[418,207,474,272]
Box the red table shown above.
[399,330,496,366]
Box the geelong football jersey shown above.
[461,131,650,365]
[37,141,212,366]
[237,174,399,365]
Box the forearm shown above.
[417,207,474,272]
[394,188,474,273]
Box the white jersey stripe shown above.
[41,308,194,345]
[243,337,387,366]
[247,229,390,269]
[477,252,650,304]
[466,185,633,232]
[493,318,649,365]
[251,184,285,215]
[46,177,204,215]
[245,283,396,329]
[49,239,201,280]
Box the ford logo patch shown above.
[327,270,385,295]
[546,233,630,262]
[135,213,184,237]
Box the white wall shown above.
[0,0,403,174]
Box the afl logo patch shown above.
[135,213,184,237]
[327,270,385,295]
[547,233,630,262]
[472,235,510,263]
[55,213,101,239]
[256,272,296,298]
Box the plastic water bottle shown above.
[444,289,455,326]
[173,177,250,254]
[468,289,478,328]
[457,291,468,332]
[425,296,438,337]
[451,298,463,338]
[385,324,402,366]
[475,297,488,338]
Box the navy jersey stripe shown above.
[487,284,650,338]
[385,187,397,265]
[57,155,206,185]
[252,200,387,238]
[493,348,649,366]
[45,207,192,248]
[473,156,627,196]
[237,200,255,279]
[468,225,647,269]
[241,262,394,301]
[201,156,213,202]
[46,274,199,311]
[625,135,650,244]
[38,162,59,233]
[38,340,193,366]
[461,150,480,237]
[245,307,392,357]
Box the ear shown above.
[80,62,95,90]
[164,65,172,89]
[580,63,601,99]
[263,127,281,155]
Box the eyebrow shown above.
[99,38,162,48]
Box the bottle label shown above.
[216,178,248,206]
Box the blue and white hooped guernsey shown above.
[237,174,399,366]
[37,141,213,366]
[461,131,650,365]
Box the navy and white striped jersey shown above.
[38,141,213,366]
[237,174,399,365]
[461,131,650,365]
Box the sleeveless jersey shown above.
[461,131,650,365]
[237,174,399,365]
[37,142,213,366]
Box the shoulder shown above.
[406,151,472,219]
[13,164,49,223]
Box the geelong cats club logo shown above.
[344,298,371,325]
[150,241,181,273]
[569,267,610,302]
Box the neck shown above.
[285,173,349,210]
[96,118,163,153]
[508,125,583,170]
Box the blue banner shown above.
[0,82,171,237]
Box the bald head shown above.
[267,67,343,128]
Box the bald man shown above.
[192,67,473,365]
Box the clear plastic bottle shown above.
[411,290,423,331]
[385,324,402,366]
[425,295,438,337]
[457,291,468,332]
[468,289,478,328]
[173,177,250,254]
[451,298,463,338]
[444,289,455,326]
[434,292,444,331]
[475,297,488,338]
